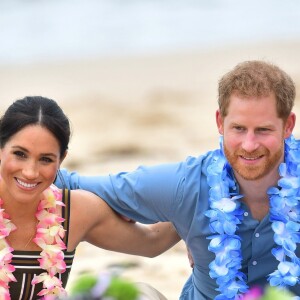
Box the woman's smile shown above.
[15,177,39,190]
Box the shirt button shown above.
[252,261,257,266]
[255,233,260,238]
[244,212,249,216]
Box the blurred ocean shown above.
[0,0,300,64]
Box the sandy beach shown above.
[0,40,300,299]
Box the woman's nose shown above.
[22,162,39,179]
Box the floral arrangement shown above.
[59,271,144,300]
[240,285,296,300]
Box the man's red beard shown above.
[224,146,283,181]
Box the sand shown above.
[0,39,300,299]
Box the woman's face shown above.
[0,125,63,204]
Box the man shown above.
[56,60,300,299]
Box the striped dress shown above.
[10,189,76,300]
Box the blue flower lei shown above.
[205,135,300,300]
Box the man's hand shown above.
[119,213,136,223]
[187,247,194,268]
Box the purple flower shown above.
[240,286,263,300]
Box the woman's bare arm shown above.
[70,189,181,257]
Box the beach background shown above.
[0,1,300,298]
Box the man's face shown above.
[216,93,295,181]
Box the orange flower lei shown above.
[0,185,67,300]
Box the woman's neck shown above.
[0,190,40,222]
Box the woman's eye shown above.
[13,151,26,158]
[41,157,53,163]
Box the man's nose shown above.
[242,132,259,153]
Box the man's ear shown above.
[216,109,224,135]
[284,112,296,139]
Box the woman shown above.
[0,96,180,299]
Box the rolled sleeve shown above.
[56,162,186,224]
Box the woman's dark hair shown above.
[0,96,71,157]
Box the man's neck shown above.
[234,169,280,221]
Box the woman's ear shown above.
[59,151,68,165]
[216,109,224,135]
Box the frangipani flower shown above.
[0,263,16,284]
[0,218,16,239]
[0,246,14,263]
[272,221,300,252]
[35,225,65,244]
[33,272,62,288]
[36,209,65,226]
[211,197,238,213]
[0,285,11,300]
[269,261,300,287]
[38,251,66,276]
[33,272,67,299]
[39,185,63,209]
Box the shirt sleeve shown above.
[55,162,186,224]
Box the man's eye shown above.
[234,126,244,131]
[258,128,270,132]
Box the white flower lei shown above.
[205,135,300,299]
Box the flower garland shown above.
[0,201,17,299]
[0,184,67,300]
[205,135,300,300]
